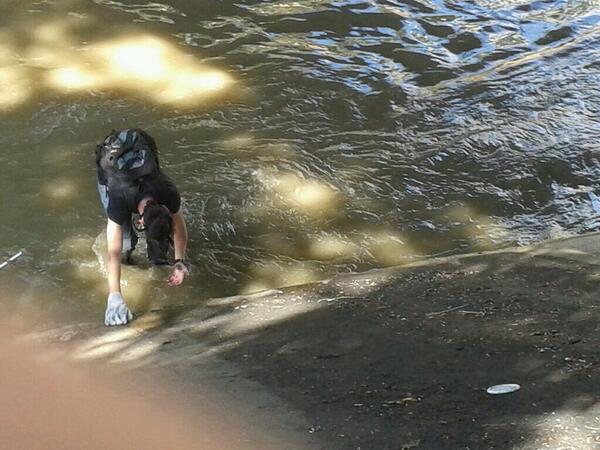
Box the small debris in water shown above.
[486,384,520,395]
[314,353,340,359]
[383,397,419,406]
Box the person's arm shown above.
[106,219,123,294]
[168,210,189,286]
[172,210,188,261]
[105,219,133,326]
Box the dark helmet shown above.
[142,201,173,265]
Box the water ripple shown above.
[2,0,600,299]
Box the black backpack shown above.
[95,129,160,188]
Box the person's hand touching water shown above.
[105,292,133,326]
[168,260,189,286]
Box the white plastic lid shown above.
[486,383,521,395]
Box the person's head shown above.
[142,201,173,265]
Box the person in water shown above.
[96,129,189,326]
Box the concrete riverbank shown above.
[15,232,600,449]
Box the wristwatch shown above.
[174,259,188,271]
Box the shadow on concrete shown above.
[197,241,600,449]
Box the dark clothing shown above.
[97,171,180,263]
[95,128,179,264]
[104,173,181,226]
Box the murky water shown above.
[1,1,600,321]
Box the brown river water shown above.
[1,0,600,323]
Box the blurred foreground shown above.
[0,317,314,450]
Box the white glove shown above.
[104,292,133,326]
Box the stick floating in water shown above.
[0,251,23,270]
